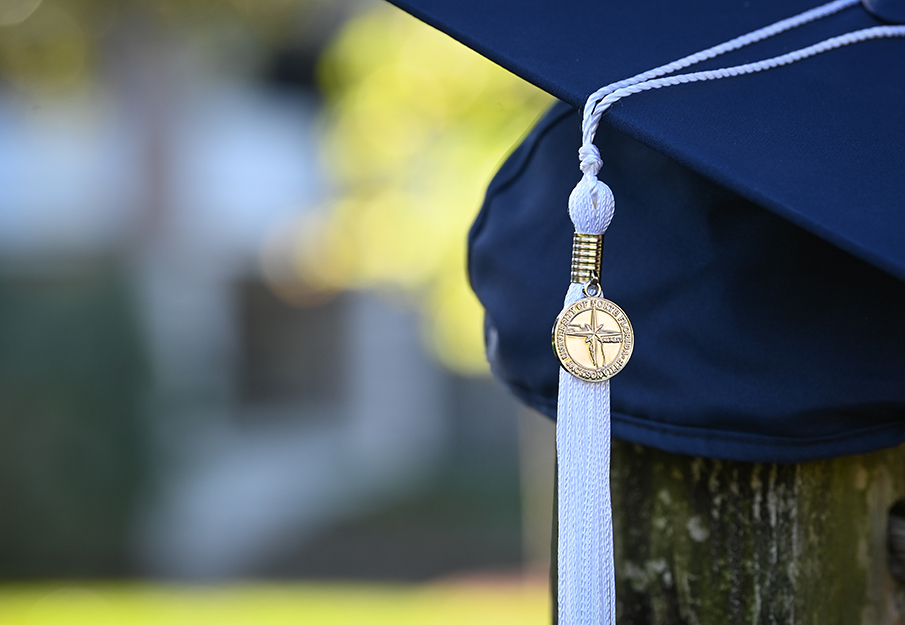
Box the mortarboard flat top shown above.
[391,0,905,282]
[388,0,905,462]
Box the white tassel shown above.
[556,158,617,625]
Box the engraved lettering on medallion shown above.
[553,297,633,382]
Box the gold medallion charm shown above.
[553,294,633,382]
[555,232,633,381]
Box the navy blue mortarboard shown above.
[386,0,905,464]
[386,1,905,622]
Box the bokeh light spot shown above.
[0,0,42,26]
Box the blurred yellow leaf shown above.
[307,5,551,373]
[0,3,87,93]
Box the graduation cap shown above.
[385,0,904,621]
[385,0,905,461]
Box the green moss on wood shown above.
[607,441,905,625]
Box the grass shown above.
[0,579,550,625]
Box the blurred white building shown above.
[0,44,462,577]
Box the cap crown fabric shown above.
[471,102,905,462]
[388,0,905,461]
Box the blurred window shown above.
[237,280,343,410]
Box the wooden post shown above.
[604,439,905,624]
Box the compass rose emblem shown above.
[564,306,624,368]
[552,297,634,381]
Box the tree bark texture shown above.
[554,439,905,624]
[610,439,905,624]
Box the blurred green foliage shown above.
[0,0,320,93]
[300,5,552,373]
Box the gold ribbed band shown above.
[570,232,603,283]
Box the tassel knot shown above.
[578,142,603,177]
